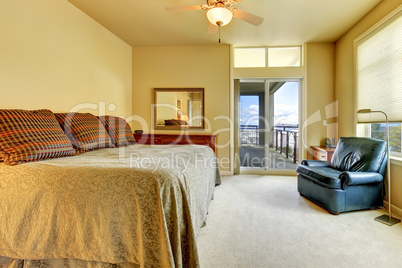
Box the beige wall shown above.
[0,0,132,117]
[335,0,401,137]
[335,0,402,210]
[132,45,231,172]
[2,0,398,206]
[303,43,336,158]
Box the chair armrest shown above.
[340,171,384,186]
[301,160,331,167]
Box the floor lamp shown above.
[357,109,401,226]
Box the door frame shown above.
[234,78,303,175]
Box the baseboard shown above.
[384,201,402,218]
[220,170,298,176]
[240,169,297,176]
[219,171,233,176]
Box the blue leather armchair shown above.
[296,137,387,214]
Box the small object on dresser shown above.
[324,137,331,147]
[134,130,143,134]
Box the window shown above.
[355,7,402,157]
[369,123,402,155]
[234,48,266,68]
[268,47,301,67]
[234,47,301,68]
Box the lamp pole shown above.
[357,109,400,226]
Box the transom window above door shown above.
[234,47,302,68]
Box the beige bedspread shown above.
[0,144,221,268]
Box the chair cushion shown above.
[55,112,113,153]
[331,137,387,173]
[296,164,342,189]
[0,109,76,165]
[98,115,135,147]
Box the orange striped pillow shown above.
[98,116,135,147]
[55,112,113,153]
[0,109,76,165]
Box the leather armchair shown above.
[296,137,387,214]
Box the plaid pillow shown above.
[98,115,136,147]
[55,112,113,153]
[0,109,76,165]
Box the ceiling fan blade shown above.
[207,23,218,34]
[165,5,203,12]
[233,9,264,26]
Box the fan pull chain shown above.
[217,21,223,44]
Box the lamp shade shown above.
[356,109,372,114]
[207,7,233,26]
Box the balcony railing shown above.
[239,124,298,163]
[240,125,259,145]
[273,125,298,163]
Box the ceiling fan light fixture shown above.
[206,7,233,26]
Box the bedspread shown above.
[0,144,221,268]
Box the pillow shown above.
[164,119,187,126]
[55,112,113,153]
[98,115,136,147]
[0,109,76,165]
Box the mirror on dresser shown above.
[154,88,205,130]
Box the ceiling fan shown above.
[166,0,264,35]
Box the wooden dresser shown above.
[311,146,335,162]
[133,134,218,155]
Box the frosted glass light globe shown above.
[206,7,233,26]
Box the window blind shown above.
[356,9,402,123]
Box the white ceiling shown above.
[67,0,382,47]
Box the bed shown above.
[0,109,221,268]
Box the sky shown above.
[240,81,298,126]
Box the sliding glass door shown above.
[236,79,300,171]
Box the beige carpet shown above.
[197,175,402,268]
